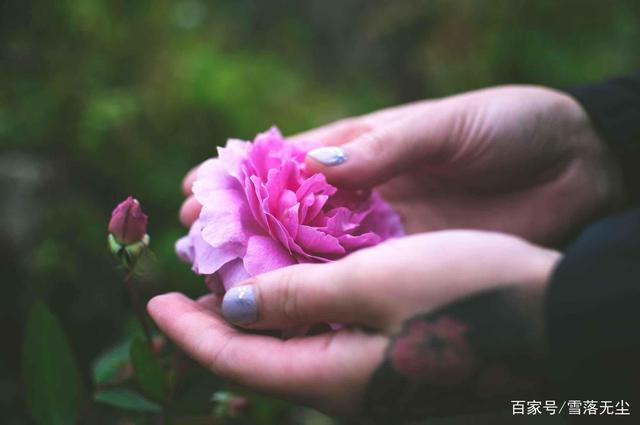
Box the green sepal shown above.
[108,233,150,270]
[108,233,123,256]
[125,234,150,259]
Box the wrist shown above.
[523,246,562,291]
[560,88,626,211]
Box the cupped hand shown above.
[148,230,560,416]
[180,85,622,244]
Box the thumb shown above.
[305,111,450,188]
[221,262,365,329]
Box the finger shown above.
[148,292,296,393]
[287,118,371,147]
[147,292,372,400]
[286,100,429,147]
[221,261,373,329]
[179,196,201,227]
[306,106,451,188]
[197,293,223,314]
[181,165,200,196]
[362,99,429,123]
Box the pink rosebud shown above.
[109,196,148,245]
[211,391,250,418]
[228,396,249,416]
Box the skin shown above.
[180,85,622,244]
[149,231,560,416]
[152,85,620,417]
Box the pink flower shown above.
[109,196,148,245]
[227,396,250,416]
[176,127,403,291]
[390,316,475,387]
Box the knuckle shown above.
[279,266,304,323]
[206,332,235,376]
[360,127,388,150]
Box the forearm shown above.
[362,285,550,423]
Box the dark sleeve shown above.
[565,73,640,204]
[546,209,640,408]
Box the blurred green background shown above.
[1,0,639,424]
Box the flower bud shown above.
[109,196,148,245]
[211,391,250,418]
[228,396,249,416]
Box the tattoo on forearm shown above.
[363,287,547,423]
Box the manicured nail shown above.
[222,285,257,325]
[307,147,347,166]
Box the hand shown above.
[148,230,561,417]
[181,85,622,244]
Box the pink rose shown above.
[176,127,403,292]
[390,316,475,386]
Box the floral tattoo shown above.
[363,288,547,423]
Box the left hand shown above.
[179,86,623,245]
[148,230,560,416]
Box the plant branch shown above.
[123,268,154,352]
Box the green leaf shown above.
[22,301,83,425]
[129,337,167,401]
[93,339,132,385]
[94,388,162,413]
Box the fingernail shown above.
[222,285,257,325]
[307,147,347,166]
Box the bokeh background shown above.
[2,0,639,424]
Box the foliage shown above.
[2,0,639,424]
[129,337,168,402]
[94,389,162,413]
[22,302,83,425]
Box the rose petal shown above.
[296,225,345,255]
[358,193,405,238]
[198,189,251,247]
[217,139,251,180]
[265,213,294,252]
[175,235,194,264]
[281,201,300,239]
[305,194,329,225]
[194,158,239,194]
[219,258,252,290]
[295,172,336,200]
[192,235,242,275]
[243,235,295,276]
[323,207,361,235]
[205,274,225,294]
[337,232,381,249]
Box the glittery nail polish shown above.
[307,147,348,166]
[222,285,257,325]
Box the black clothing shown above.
[546,74,640,414]
[567,73,640,205]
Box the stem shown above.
[166,349,186,406]
[74,395,93,425]
[123,269,154,351]
[121,255,167,425]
